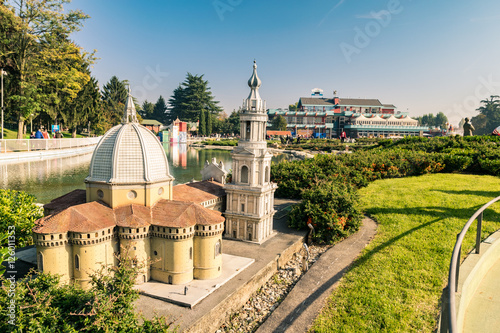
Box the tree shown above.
[206,111,212,135]
[435,112,448,129]
[0,1,90,138]
[140,100,155,119]
[199,109,206,136]
[227,110,240,135]
[289,102,298,111]
[152,95,167,124]
[168,73,222,122]
[0,246,176,332]
[473,95,500,135]
[0,189,43,247]
[272,115,287,131]
[102,76,128,126]
[66,75,102,137]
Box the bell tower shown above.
[224,61,277,243]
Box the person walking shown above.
[340,130,347,143]
[35,128,43,139]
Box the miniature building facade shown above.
[224,61,277,243]
[34,89,225,289]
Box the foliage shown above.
[472,95,500,135]
[0,0,90,138]
[0,190,42,247]
[140,100,155,119]
[271,136,500,244]
[200,139,238,146]
[0,232,13,275]
[311,174,500,332]
[289,180,363,244]
[102,75,128,127]
[168,73,222,122]
[152,95,168,124]
[199,109,206,136]
[288,102,298,111]
[271,115,287,131]
[415,112,448,129]
[0,246,177,332]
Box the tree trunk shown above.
[17,118,24,139]
[72,128,77,138]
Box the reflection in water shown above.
[0,145,292,203]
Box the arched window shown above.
[240,165,249,183]
[214,240,221,258]
[37,252,44,272]
[265,166,270,183]
[189,247,193,260]
[75,254,80,270]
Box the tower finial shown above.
[122,85,138,124]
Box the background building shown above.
[268,93,427,138]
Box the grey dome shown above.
[86,123,172,184]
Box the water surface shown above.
[0,144,290,203]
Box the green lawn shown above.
[1,128,84,139]
[311,173,500,332]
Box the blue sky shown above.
[66,0,500,125]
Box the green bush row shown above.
[270,136,500,244]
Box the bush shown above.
[289,180,363,244]
[0,190,43,247]
[0,246,176,332]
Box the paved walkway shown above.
[256,217,377,333]
[463,258,500,333]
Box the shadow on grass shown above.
[432,189,500,199]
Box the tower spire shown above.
[122,86,138,124]
[245,60,265,112]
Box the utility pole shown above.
[1,68,5,139]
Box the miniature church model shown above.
[33,89,226,289]
[224,61,277,243]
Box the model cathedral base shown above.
[33,62,276,289]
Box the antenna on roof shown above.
[333,90,337,96]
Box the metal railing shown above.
[441,195,500,332]
[0,137,101,153]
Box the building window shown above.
[75,254,80,270]
[215,240,221,258]
[190,247,193,260]
[240,165,249,183]
[265,166,269,183]
[245,121,251,140]
[37,252,44,272]
[241,203,245,212]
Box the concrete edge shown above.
[456,229,500,331]
[185,235,305,333]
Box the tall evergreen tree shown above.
[152,95,167,124]
[140,100,155,119]
[199,109,206,136]
[206,111,212,135]
[102,76,128,126]
[168,73,222,123]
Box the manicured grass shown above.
[2,128,29,139]
[311,173,500,332]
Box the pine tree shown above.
[168,73,222,123]
[199,109,206,136]
[152,95,167,124]
[102,76,128,126]
[206,111,212,135]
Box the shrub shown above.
[0,246,176,332]
[0,190,43,247]
[289,180,363,244]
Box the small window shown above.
[75,254,80,270]
[241,204,245,212]
[189,247,193,260]
[37,252,44,272]
[154,251,158,256]
[215,240,221,258]
[240,165,249,183]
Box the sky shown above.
[65,0,500,126]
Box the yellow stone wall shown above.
[86,180,173,208]
[36,241,72,284]
[193,224,223,280]
[118,227,151,284]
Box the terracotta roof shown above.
[34,201,115,234]
[173,180,225,204]
[43,189,87,213]
[34,199,224,234]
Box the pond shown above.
[0,144,291,204]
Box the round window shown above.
[158,187,164,195]
[127,190,137,199]
[97,190,104,199]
